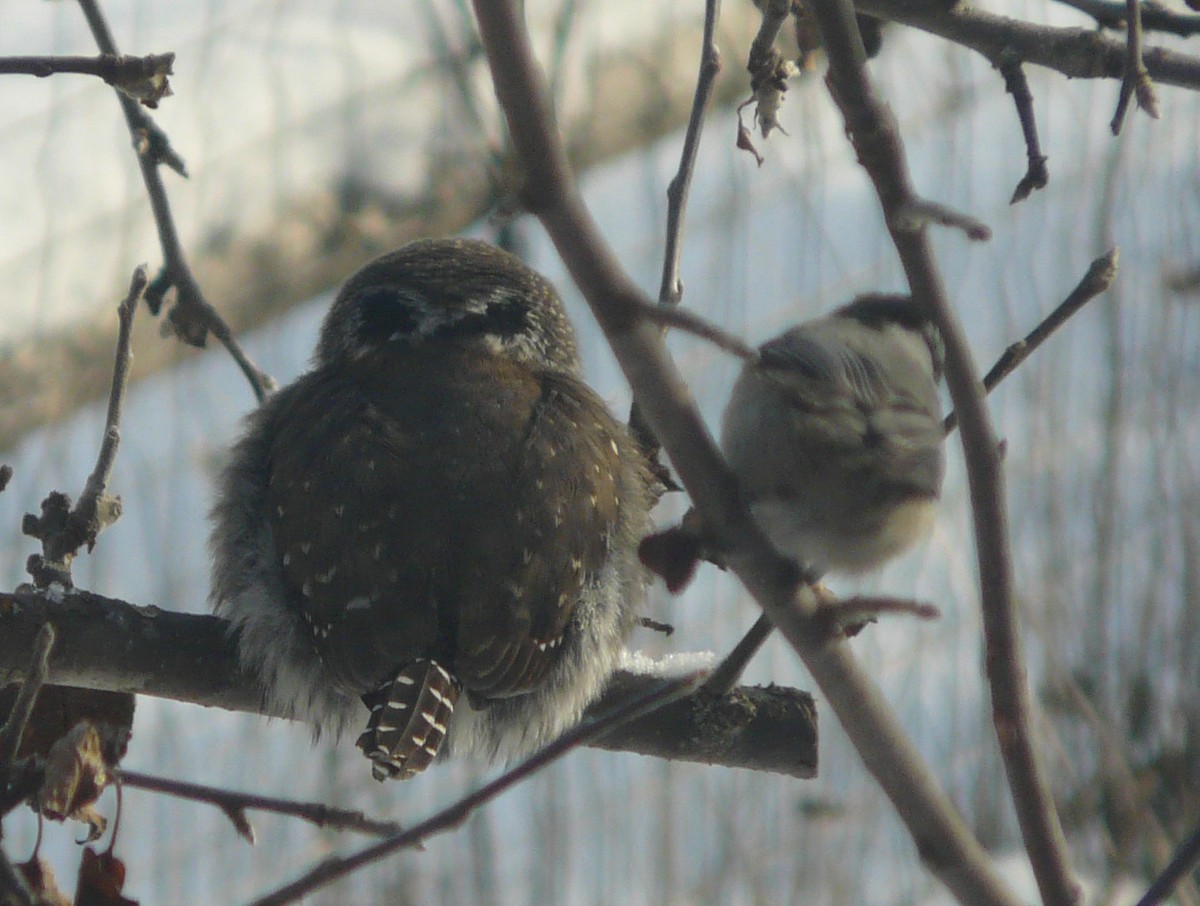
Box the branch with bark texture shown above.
[0,590,817,778]
[858,0,1200,89]
[0,52,174,106]
[808,0,1080,901]
[470,3,1025,904]
[76,0,273,402]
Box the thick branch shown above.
[471,3,1023,904]
[1055,0,1200,36]
[0,590,816,778]
[857,0,1200,89]
[809,0,1080,902]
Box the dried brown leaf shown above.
[75,847,137,906]
[36,723,118,841]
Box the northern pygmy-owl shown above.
[209,238,653,780]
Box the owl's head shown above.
[315,238,580,375]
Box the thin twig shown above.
[0,625,57,768]
[471,4,1023,904]
[1136,822,1200,906]
[118,770,405,841]
[21,269,146,587]
[247,671,704,906]
[636,301,760,361]
[0,52,173,106]
[79,267,143,519]
[658,0,722,310]
[893,198,991,242]
[702,614,775,696]
[998,53,1048,204]
[809,0,1080,902]
[630,0,724,470]
[943,248,1119,433]
[75,0,274,403]
[1055,0,1200,36]
[704,589,940,698]
[821,594,941,625]
[1112,0,1162,133]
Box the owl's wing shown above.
[264,370,442,696]
[451,371,625,700]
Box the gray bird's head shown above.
[828,293,945,383]
[315,238,580,374]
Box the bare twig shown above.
[80,267,142,521]
[635,301,759,361]
[1111,0,1162,133]
[702,613,775,696]
[1055,0,1200,36]
[0,52,173,106]
[118,770,405,841]
[247,672,704,906]
[893,198,991,242]
[471,3,1023,904]
[0,625,57,769]
[704,589,939,698]
[630,0,724,471]
[21,268,146,588]
[657,0,722,310]
[998,53,1049,204]
[820,594,940,625]
[943,248,1119,433]
[808,0,1080,902]
[1136,822,1200,906]
[75,0,274,403]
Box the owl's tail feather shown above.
[356,659,461,781]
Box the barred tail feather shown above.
[356,659,461,781]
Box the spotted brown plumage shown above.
[209,239,653,780]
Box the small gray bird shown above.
[720,293,945,576]
[209,238,653,780]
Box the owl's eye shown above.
[354,288,530,346]
[357,287,421,342]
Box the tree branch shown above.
[0,52,174,106]
[943,248,1118,433]
[1055,0,1200,37]
[0,590,816,778]
[75,0,274,403]
[247,672,704,906]
[857,0,1200,89]
[0,625,56,770]
[998,53,1049,204]
[117,770,405,841]
[470,3,1025,904]
[807,0,1080,902]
